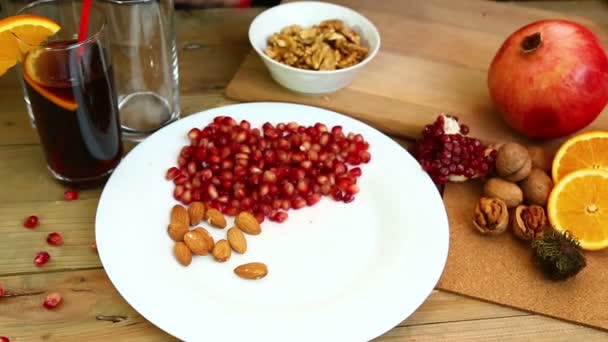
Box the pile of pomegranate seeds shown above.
[34,251,50,267]
[166,116,371,222]
[23,215,39,229]
[43,292,62,309]
[411,114,495,185]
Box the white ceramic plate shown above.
[96,102,449,342]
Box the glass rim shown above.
[14,0,107,52]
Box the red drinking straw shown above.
[77,0,92,42]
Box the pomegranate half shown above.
[488,20,608,139]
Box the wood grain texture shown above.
[0,269,525,342]
[226,0,608,143]
[0,1,607,341]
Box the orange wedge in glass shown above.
[0,14,60,76]
[552,131,608,182]
[547,168,608,251]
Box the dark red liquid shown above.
[23,40,123,184]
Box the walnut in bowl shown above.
[249,2,381,95]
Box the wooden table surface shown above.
[1,2,607,341]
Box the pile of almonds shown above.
[169,201,268,280]
[474,142,554,240]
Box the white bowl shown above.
[248,1,381,95]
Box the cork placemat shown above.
[438,181,608,330]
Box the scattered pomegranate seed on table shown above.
[91,241,97,253]
[411,114,495,185]
[0,336,9,342]
[33,251,50,267]
[46,233,64,246]
[64,189,79,201]
[166,116,372,223]
[43,292,62,309]
[23,215,39,229]
[0,283,5,297]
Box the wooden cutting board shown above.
[225,0,608,144]
[225,0,608,331]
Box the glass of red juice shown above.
[15,0,123,186]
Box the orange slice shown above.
[0,14,60,76]
[552,131,608,183]
[547,168,608,251]
[22,69,77,112]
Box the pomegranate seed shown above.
[345,184,360,195]
[208,184,219,199]
[270,211,288,223]
[321,184,332,195]
[333,162,347,175]
[331,125,343,135]
[47,233,64,246]
[254,212,265,223]
[263,170,277,183]
[165,167,180,180]
[296,180,309,194]
[343,193,355,203]
[332,189,344,201]
[0,283,5,297]
[306,193,322,206]
[0,337,9,342]
[282,181,295,196]
[291,197,306,209]
[34,251,50,267]
[348,167,362,177]
[23,215,39,229]
[188,128,201,142]
[225,206,239,216]
[43,292,62,309]
[259,184,270,196]
[316,175,328,185]
[182,190,192,204]
[173,175,188,185]
[91,241,97,253]
[240,120,251,130]
[173,185,185,200]
[64,189,79,201]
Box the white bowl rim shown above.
[248,1,381,75]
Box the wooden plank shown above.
[0,270,527,341]
[0,269,176,341]
[0,199,100,276]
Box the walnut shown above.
[264,19,368,71]
[483,178,523,208]
[496,143,532,182]
[473,197,509,235]
[519,168,553,206]
[527,146,552,172]
[511,205,548,241]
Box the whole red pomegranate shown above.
[488,20,608,139]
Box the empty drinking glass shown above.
[98,0,180,141]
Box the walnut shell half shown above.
[511,205,548,241]
[473,197,509,235]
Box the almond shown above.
[174,242,192,266]
[183,230,208,255]
[234,262,268,280]
[188,202,206,226]
[167,222,189,242]
[205,208,227,228]
[227,227,247,254]
[171,205,189,226]
[212,239,231,262]
[193,227,215,252]
[235,211,261,235]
